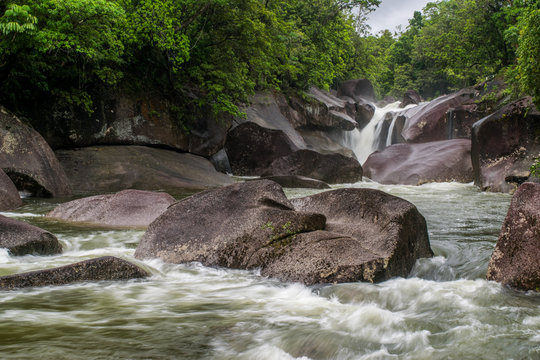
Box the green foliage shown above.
[515,8,540,108]
[0,4,37,35]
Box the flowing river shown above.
[1,181,539,359]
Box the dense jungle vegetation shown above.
[0,0,538,117]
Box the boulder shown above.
[471,98,540,192]
[27,92,231,157]
[135,180,327,267]
[264,188,433,284]
[0,169,22,211]
[487,182,540,291]
[363,139,474,185]
[0,106,71,197]
[261,149,363,184]
[296,128,356,158]
[354,99,376,130]
[258,175,330,189]
[401,89,476,143]
[225,122,299,176]
[400,90,422,108]
[446,104,482,140]
[55,145,234,194]
[46,189,176,227]
[0,215,62,256]
[337,79,376,102]
[0,256,149,289]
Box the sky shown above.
[365,0,432,34]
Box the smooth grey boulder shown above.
[487,182,540,291]
[135,180,326,267]
[258,175,330,189]
[46,189,176,227]
[55,145,234,194]
[363,139,474,185]
[0,215,62,256]
[261,149,363,184]
[0,256,149,289]
[471,98,540,192]
[264,188,433,284]
[0,169,22,211]
[0,106,71,197]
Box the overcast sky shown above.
[365,0,432,34]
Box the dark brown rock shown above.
[263,188,433,284]
[401,89,476,143]
[0,215,62,256]
[135,180,327,267]
[225,122,299,176]
[446,104,482,139]
[337,79,376,102]
[46,189,176,227]
[0,106,71,197]
[363,139,474,185]
[0,169,22,211]
[400,90,422,108]
[0,256,149,289]
[258,175,330,189]
[354,100,376,130]
[261,149,363,184]
[471,98,540,192]
[55,145,234,194]
[486,182,540,291]
[296,128,356,158]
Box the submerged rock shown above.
[55,145,234,194]
[46,189,176,227]
[471,98,540,192]
[136,180,432,286]
[363,139,474,185]
[0,256,149,289]
[0,106,71,197]
[487,182,540,291]
[0,169,22,211]
[0,215,62,256]
[261,149,363,184]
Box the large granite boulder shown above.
[135,180,432,285]
[0,169,22,211]
[135,180,327,267]
[0,256,149,289]
[55,145,234,194]
[264,189,433,284]
[0,215,62,256]
[446,104,482,140]
[471,98,540,192]
[0,106,71,197]
[337,79,376,102]
[400,90,422,108]
[296,128,356,158]
[261,149,363,184]
[46,189,176,227]
[487,182,540,291]
[401,89,476,143]
[225,122,300,176]
[27,92,231,157]
[363,139,474,185]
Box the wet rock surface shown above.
[0,256,149,289]
[258,175,330,189]
[0,106,71,197]
[0,215,62,256]
[47,189,176,227]
[0,169,22,211]
[363,139,474,185]
[487,182,540,291]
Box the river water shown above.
[1,181,539,359]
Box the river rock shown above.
[265,188,433,284]
[0,256,149,289]
[296,128,356,158]
[486,182,540,291]
[258,175,330,189]
[400,90,422,108]
[0,169,22,211]
[363,139,474,185]
[0,106,71,197]
[55,145,234,194]
[0,215,62,256]
[261,149,363,184]
[471,98,540,192]
[46,189,176,227]
[337,79,376,102]
[446,104,481,140]
[401,89,476,143]
[225,122,299,176]
[135,180,327,267]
